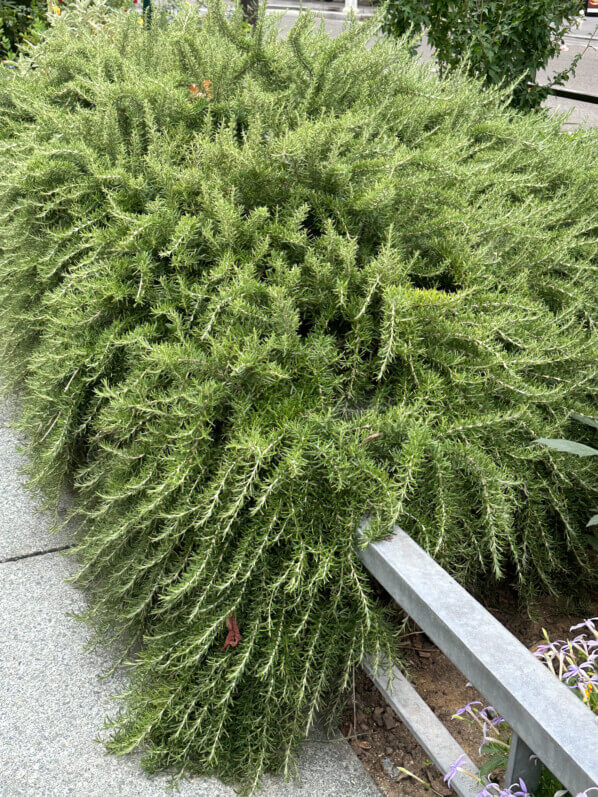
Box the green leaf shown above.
[535,439,598,457]
[570,412,598,430]
[382,0,590,109]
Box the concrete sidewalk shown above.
[0,396,380,797]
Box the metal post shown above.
[364,658,480,797]
[505,733,543,792]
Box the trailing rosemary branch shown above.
[0,1,597,790]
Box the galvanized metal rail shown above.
[363,656,481,797]
[359,527,598,795]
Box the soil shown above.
[340,594,598,797]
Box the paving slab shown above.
[0,391,19,428]
[544,94,598,127]
[0,397,71,562]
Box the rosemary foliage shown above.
[0,2,597,789]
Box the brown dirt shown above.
[341,595,598,796]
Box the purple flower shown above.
[563,662,592,682]
[444,754,467,787]
[453,701,482,717]
[479,706,505,726]
[578,675,598,692]
[509,778,531,797]
[480,724,491,749]
[571,618,598,635]
[567,680,591,692]
[476,785,501,797]
[571,634,589,644]
[476,782,530,797]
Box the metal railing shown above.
[547,86,598,106]
[359,526,598,796]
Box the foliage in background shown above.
[0,1,598,790]
[448,618,598,796]
[538,413,598,549]
[0,0,47,58]
[0,0,131,60]
[382,0,587,109]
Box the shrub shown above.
[537,412,598,546]
[0,0,47,59]
[382,0,587,109]
[0,0,130,61]
[0,1,597,789]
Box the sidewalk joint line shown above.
[0,544,72,564]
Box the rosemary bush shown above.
[0,2,597,789]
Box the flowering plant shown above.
[534,619,598,713]
[447,619,598,796]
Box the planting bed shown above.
[343,599,598,795]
